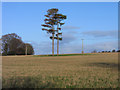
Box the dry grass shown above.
[2,53,119,88]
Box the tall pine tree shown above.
[42,8,66,56]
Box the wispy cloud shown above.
[60,40,118,54]
[84,40,118,52]
[62,25,80,30]
[60,33,77,44]
[24,40,52,55]
[27,30,118,55]
[82,30,118,38]
[29,39,118,55]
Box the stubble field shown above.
[2,53,119,88]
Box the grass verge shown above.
[33,53,95,57]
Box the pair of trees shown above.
[1,33,34,55]
[41,8,66,56]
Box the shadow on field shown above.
[88,62,118,70]
[2,76,56,88]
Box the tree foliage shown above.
[117,50,120,52]
[1,33,34,55]
[41,8,66,55]
[112,49,116,52]
[25,43,34,55]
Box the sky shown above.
[2,2,118,55]
[1,0,119,2]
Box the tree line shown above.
[1,33,34,56]
[91,49,120,53]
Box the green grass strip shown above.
[33,53,96,57]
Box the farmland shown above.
[2,53,118,88]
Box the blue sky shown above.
[2,2,118,55]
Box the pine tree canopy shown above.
[41,8,66,55]
[50,36,62,40]
[41,24,52,28]
[47,8,58,15]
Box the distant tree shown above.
[108,51,111,53]
[0,39,1,55]
[25,43,34,55]
[102,51,105,53]
[16,43,26,55]
[112,49,116,52]
[8,38,24,55]
[91,50,97,53]
[117,50,120,52]
[16,47,25,55]
[2,43,8,56]
[2,33,22,55]
[105,51,108,53]
[16,43,34,55]
[2,33,34,55]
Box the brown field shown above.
[2,53,119,88]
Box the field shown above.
[2,53,119,88]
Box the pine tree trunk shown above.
[57,37,59,56]
[52,33,54,56]
[57,23,59,56]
